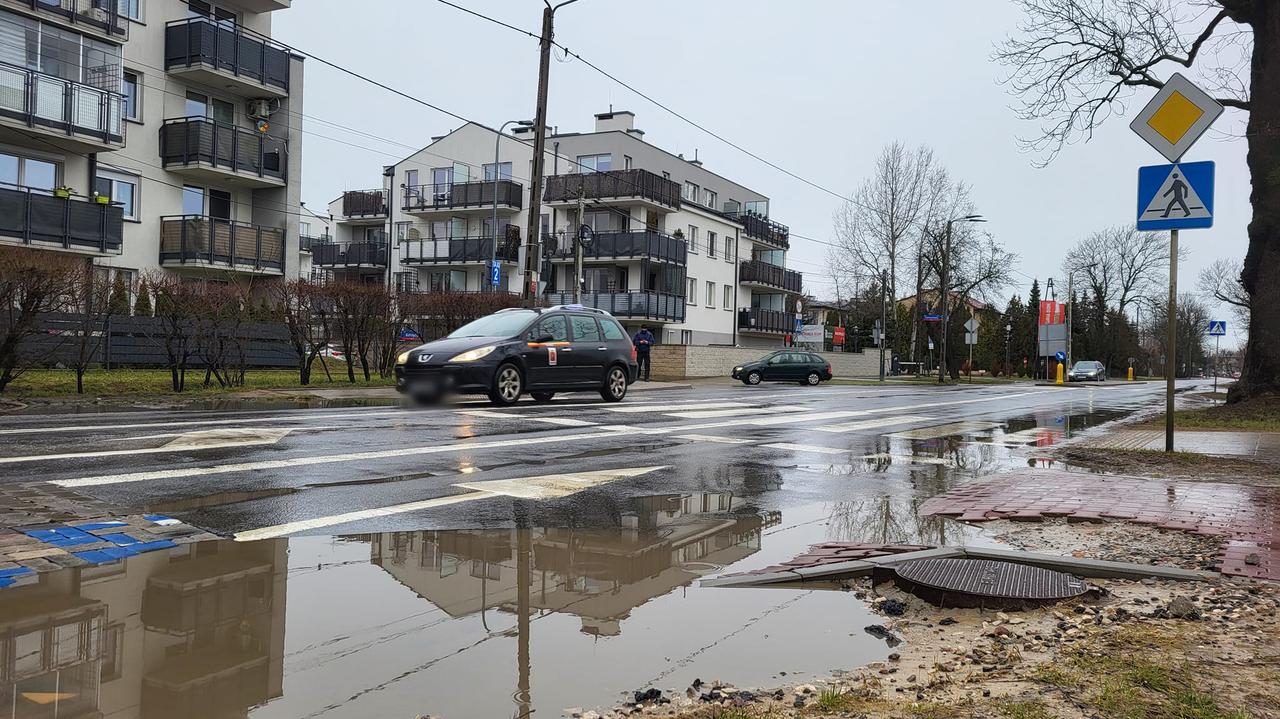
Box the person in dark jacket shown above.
[633,325,655,381]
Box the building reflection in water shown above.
[0,539,287,719]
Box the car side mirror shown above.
[532,334,555,344]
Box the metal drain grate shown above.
[891,557,1090,609]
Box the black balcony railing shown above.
[726,211,789,250]
[160,117,286,181]
[401,236,518,264]
[165,17,290,92]
[312,240,387,268]
[738,307,793,334]
[299,234,329,253]
[342,189,387,218]
[0,185,123,252]
[739,259,802,293]
[3,0,129,39]
[546,291,686,323]
[402,179,523,212]
[159,215,284,271]
[548,229,686,265]
[0,61,124,145]
[544,169,681,209]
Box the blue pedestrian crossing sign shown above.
[1136,161,1214,231]
[1207,320,1227,336]
[489,260,501,286]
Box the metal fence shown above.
[159,216,285,271]
[546,291,685,322]
[0,185,124,252]
[3,0,130,39]
[165,17,291,92]
[739,259,802,292]
[543,169,682,209]
[548,229,687,265]
[402,180,523,212]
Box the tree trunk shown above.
[1231,4,1280,402]
[76,367,84,394]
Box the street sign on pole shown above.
[1207,320,1227,336]
[964,332,977,346]
[922,314,942,322]
[1129,73,1224,163]
[964,318,978,333]
[490,261,502,287]
[1055,351,1066,363]
[1136,161,1215,231]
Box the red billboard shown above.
[832,326,846,346]
[1039,300,1064,325]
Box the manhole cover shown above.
[890,558,1090,609]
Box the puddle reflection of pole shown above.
[515,525,532,719]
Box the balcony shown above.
[160,117,286,188]
[0,61,125,152]
[299,234,328,253]
[165,17,291,98]
[739,259,802,293]
[0,185,123,254]
[159,215,285,275]
[547,229,686,266]
[312,240,387,269]
[341,188,387,221]
[543,169,681,212]
[738,307,793,334]
[402,179,522,215]
[726,211,789,250]
[546,291,686,323]
[401,236,518,265]
[0,0,129,42]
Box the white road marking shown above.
[234,466,666,541]
[859,453,956,466]
[674,434,753,444]
[103,425,347,443]
[886,420,1003,440]
[606,401,750,414]
[814,415,936,434]
[457,409,597,427]
[0,408,409,436]
[0,428,292,465]
[664,406,792,419]
[762,442,850,455]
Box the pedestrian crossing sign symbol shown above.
[1136,161,1214,231]
[1208,320,1227,336]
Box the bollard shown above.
[1128,366,1134,381]
[1055,362,1064,385]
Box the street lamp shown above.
[937,214,986,384]
[491,119,534,292]
[1005,322,1012,378]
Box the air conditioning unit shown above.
[247,99,273,120]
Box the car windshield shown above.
[1072,362,1099,371]
[448,310,537,339]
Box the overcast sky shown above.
[276,0,1251,343]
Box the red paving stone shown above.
[919,470,1280,582]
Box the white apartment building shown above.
[0,0,304,298]
[324,110,802,347]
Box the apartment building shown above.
[0,0,304,298]
[324,110,802,347]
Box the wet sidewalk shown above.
[1089,429,1280,460]
[920,470,1280,581]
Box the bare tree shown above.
[276,280,332,385]
[995,0,1280,402]
[146,271,202,392]
[62,264,113,394]
[0,248,79,393]
[1063,226,1169,313]
[1198,257,1250,329]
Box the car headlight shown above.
[449,346,497,362]
[733,366,743,373]
[396,351,410,365]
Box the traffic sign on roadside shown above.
[1055,351,1066,363]
[964,331,977,346]
[1137,161,1215,231]
[964,318,978,333]
[490,261,501,286]
[1129,73,1224,163]
[1208,320,1227,336]
[922,314,942,322]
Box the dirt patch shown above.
[986,517,1222,572]
[1056,447,1280,485]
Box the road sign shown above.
[964,318,978,333]
[928,338,934,350]
[922,314,942,322]
[1208,320,1227,336]
[794,317,803,332]
[832,326,846,346]
[964,331,977,346]
[489,261,501,286]
[1055,351,1066,363]
[1129,73,1224,163]
[1137,161,1214,231]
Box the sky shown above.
[274,0,1252,345]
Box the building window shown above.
[395,271,418,292]
[184,91,234,124]
[704,189,717,209]
[680,329,693,345]
[707,231,716,258]
[623,155,632,170]
[724,236,733,262]
[395,221,410,241]
[94,170,138,220]
[683,181,699,203]
[1,16,124,92]
[122,71,140,120]
[117,0,141,20]
[577,154,611,172]
[723,284,732,310]
[687,278,696,305]
[705,281,714,307]
[725,199,740,213]
[687,225,698,253]
[0,152,58,192]
[187,0,237,24]
[745,200,769,216]
[102,623,124,682]
[482,162,512,181]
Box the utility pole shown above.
[1165,229,1178,452]
[522,0,580,305]
[1066,270,1073,370]
[492,120,532,294]
[573,186,585,304]
[937,222,951,384]
[879,268,887,382]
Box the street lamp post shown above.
[1005,322,1012,378]
[492,120,533,292]
[937,215,985,384]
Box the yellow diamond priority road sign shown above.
[1129,73,1224,162]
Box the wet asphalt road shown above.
[0,380,1176,539]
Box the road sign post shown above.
[1208,320,1227,393]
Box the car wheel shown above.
[600,365,628,402]
[746,370,762,385]
[531,392,555,403]
[806,371,821,386]
[488,363,523,406]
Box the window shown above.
[680,329,693,345]
[181,185,204,215]
[570,315,601,342]
[745,200,769,216]
[725,199,740,213]
[683,181,699,202]
[723,284,732,310]
[483,162,512,181]
[623,155,632,170]
[704,189,717,208]
[687,225,698,253]
[705,281,714,307]
[0,152,58,192]
[532,315,569,342]
[117,0,141,20]
[395,222,411,241]
[601,319,625,340]
[122,71,140,120]
[394,271,418,292]
[687,278,696,305]
[707,231,716,258]
[577,154,611,172]
[188,0,237,25]
[184,91,234,124]
[429,270,467,291]
[102,623,124,682]
[93,170,138,220]
[0,16,123,92]
[724,236,733,262]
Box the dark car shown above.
[731,351,833,386]
[1068,360,1107,382]
[395,305,637,405]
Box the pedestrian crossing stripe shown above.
[1136,161,1214,231]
